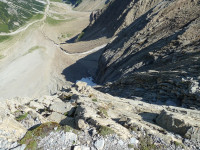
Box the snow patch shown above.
[77,77,96,86]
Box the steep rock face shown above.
[94,0,200,108]
[82,0,163,40]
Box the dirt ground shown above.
[0,1,108,100]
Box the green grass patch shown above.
[0,24,9,33]
[98,126,115,137]
[98,106,108,117]
[136,136,160,150]
[92,99,97,102]
[0,35,12,42]
[45,17,75,25]
[31,13,44,21]
[64,125,79,134]
[28,46,40,53]
[174,141,184,148]
[0,54,5,59]
[50,0,63,2]
[75,32,84,42]
[59,33,73,40]
[23,46,44,56]
[0,0,46,33]
[19,122,61,149]
[128,144,134,148]
[16,112,28,121]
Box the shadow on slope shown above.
[62,49,104,83]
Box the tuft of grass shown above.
[98,107,108,117]
[19,122,61,149]
[75,32,84,42]
[92,99,97,102]
[24,46,44,56]
[137,136,159,150]
[25,140,37,150]
[174,141,184,148]
[128,144,134,148]
[16,113,28,121]
[28,46,40,53]
[98,126,115,137]
[63,112,68,116]
[64,125,79,134]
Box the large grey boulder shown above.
[156,110,200,142]
[29,101,45,110]
[48,112,66,123]
[50,102,73,115]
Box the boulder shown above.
[94,138,105,150]
[50,102,73,114]
[48,112,66,123]
[29,101,44,110]
[76,81,87,91]
[156,110,200,142]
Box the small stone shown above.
[48,112,66,123]
[29,101,44,110]
[65,132,77,144]
[73,146,90,150]
[118,140,124,146]
[77,119,88,129]
[76,81,87,91]
[130,137,139,146]
[94,138,105,150]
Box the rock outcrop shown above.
[90,0,200,109]
[0,82,200,149]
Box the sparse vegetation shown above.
[46,17,75,25]
[50,0,63,2]
[98,126,115,136]
[0,54,5,59]
[15,112,28,121]
[28,46,40,53]
[23,46,44,56]
[92,99,98,102]
[64,125,79,134]
[76,32,84,42]
[64,112,68,116]
[0,0,45,32]
[0,36,12,42]
[98,106,108,117]
[19,122,61,149]
[137,136,160,150]
[128,144,134,148]
[174,141,184,148]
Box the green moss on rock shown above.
[98,126,115,137]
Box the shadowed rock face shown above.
[93,0,200,108]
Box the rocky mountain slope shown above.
[0,82,200,150]
[0,0,200,150]
[80,0,200,109]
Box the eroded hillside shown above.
[85,0,200,109]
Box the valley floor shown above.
[0,1,107,100]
